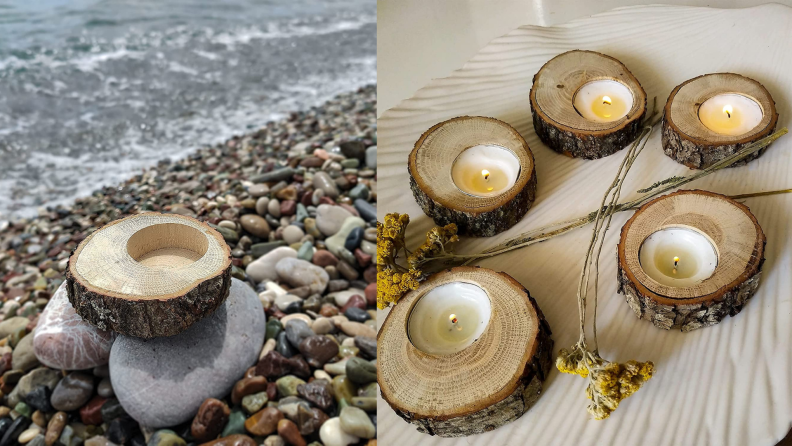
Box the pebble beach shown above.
[0,85,378,446]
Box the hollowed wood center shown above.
[127,223,208,269]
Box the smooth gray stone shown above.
[250,167,294,184]
[353,199,375,222]
[110,279,265,428]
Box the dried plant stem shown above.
[423,126,788,266]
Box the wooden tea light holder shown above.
[66,213,232,338]
[530,50,647,159]
[662,73,778,169]
[617,190,765,332]
[378,267,553,437]
[409,116,537,237]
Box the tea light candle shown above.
[698,94,763,136]
[618,190,766,332]
[451,145,520,198]
[639,228,718,287]
[408,116,537,237]
[573,80,634,123]
[379,267,553,437]
[408,282,491,355]
[662,73,778,169]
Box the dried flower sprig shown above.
[376,213,459,309]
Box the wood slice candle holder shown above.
[408,116,537,237]
[378,266,553,437]
[662,73,778,169]
[66,213,232,338]
[617,190,765,332]
[530,50,647,159]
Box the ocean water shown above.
[0,0,375,219]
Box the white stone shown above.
[320,418,359,446]
[325,217,365,257]
[245,247,297,283]
[327,289,365,307]
[275,258,329,294]
[282,226,305,245]
[315,205,353,236]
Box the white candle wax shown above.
[451,144,520,198]
[408,282,491,355]
[639,228,718,288]
[698,93,763,136]
[573,80,634,123]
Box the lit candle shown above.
[573,80,634,123]
[639,228,718,287]
[408,282,491,355]
[451,144,520,198]
[698,93,763,136]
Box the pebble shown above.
[33,282,114,370]
[282,226,305,245]
[240,215,271,238]
[299,335,339,368]
[319,417,359,446]
[325,217,366,257]
[328,289,366,307]
[241,392,268,414]
[353,199,376,222]
[246,247,297,283]
[244,407,282,436]
[315,205,353,236]
[297,381,334,411]
[344,227,364,251]
[248,184,270,198]
[18,427,41,444]
[313,172,339,198]
[44,412,66,446]
[50,372,94,411]
[344,307,370,323]
[275,258,329,294]
[284,320,314,348]
[255,197,270,216]
[276,376,305,398]
[78,396,105,425]
[12,334,38,372]
[311,317,334,335]
[147,429,186,446]
[296,242,314,262]
[340,321,376,338]
[275,294,303,312]
[365,146,376,169]
[201,435,256,446]
[268,199,281,218]
[97,378,114,398]
[346,357,376,385]
[278,311,310,325]
[109,279,265,427]
[355,337,376,359]
[191,398,230,442]
[251,167,294,184]
[221,411,246,438]
[277,419,305,446]
[263,436,284,446]
[340,407,375,439]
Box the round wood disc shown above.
[617,190,765,331]
[530,50,647,159]
[67,213,232,338]
[377,266,553,437]
[662,73,778,169]
[408,116,537,237]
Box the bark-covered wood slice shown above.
[408,116,537,237]
[617,190,765,332]
[66,213,232,339]
[662,73,778,169]
[377,266,553,437]
[530,50,647,159]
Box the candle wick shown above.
[726,110,731,118]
